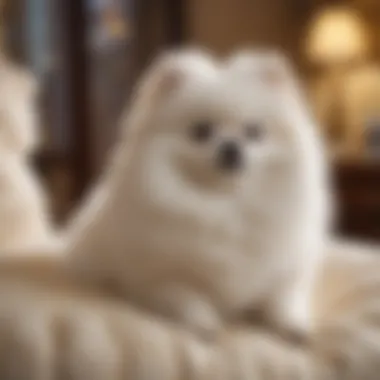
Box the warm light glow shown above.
[306,6,370,65]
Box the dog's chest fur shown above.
[105,153,302,311]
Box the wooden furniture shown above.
[335,160,380,242]
[5,0,186,222]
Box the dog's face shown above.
[138,50,316,196]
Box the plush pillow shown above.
[0,240,378,380]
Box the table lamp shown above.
[306,6,369,67]
[305,6,370,156]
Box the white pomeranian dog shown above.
[67,48,332,342]
[0,58,57,253]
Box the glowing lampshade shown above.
[306,7,370,66]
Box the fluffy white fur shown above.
[67,49,331,340]
[0,57,58,253]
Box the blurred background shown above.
[2,0,380,241]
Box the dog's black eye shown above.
[245,123,264,141]
[190,122,214,143]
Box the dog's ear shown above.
[121,49,215,137]
[136,49,215,107]
[258,51,294,89]
[138,50,206,104]
[134,53,182,108]
[229,49,313,122]
[229,49,294,89]
[148,52,186,100]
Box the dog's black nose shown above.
[216,141,243,171]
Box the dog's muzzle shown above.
[216,141,243,172]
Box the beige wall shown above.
[186,0,304,61]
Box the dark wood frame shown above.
[4,0,186,219]
[24,0,185,220]
[57,0,186,207]
[59,0,92,201]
